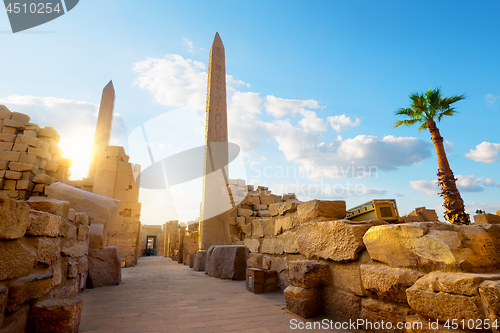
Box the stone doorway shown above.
[146,235,156,253]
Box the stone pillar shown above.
[199,33,231,250]
[88,80,115,179]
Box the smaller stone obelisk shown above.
[199,33,231,250]
[88,80,115,179]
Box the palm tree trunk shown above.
[427,119,470,224]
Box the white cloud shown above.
[484,178,495,187]
[444,140,454,151]
[465,141,500,163]
[269,182,387,201]
[486,93,499,108]
[410,175,493,196]
[133,54,207,111]
[456,175,484,193]
[298,110,327,133]
[183,38,195,54]
[264,95,321,118]
[327,114,361,133]
[410,180,439,196]
[133,54,432,182]
[0,95,128,180]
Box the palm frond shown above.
[437,108,457,121]
[394,119,420,128]
[417,122,429,132]
[440,94,466,109]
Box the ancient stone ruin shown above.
[1,32,500,333]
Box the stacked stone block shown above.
[228,179,297,243]
[0,194,89,333]
[0,106,72,201]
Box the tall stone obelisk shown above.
[199,33,231,249]
[88,80,115,179]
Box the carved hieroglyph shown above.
[199,33,231,249]
[88,80,115,179]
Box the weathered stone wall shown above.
[245,197,500,332]
[0,193,89,332]
[0,106,73,201]
[62,146,142,268]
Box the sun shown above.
[57,126,94,180]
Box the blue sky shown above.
[1,0,499,224]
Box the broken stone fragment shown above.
[7,272,53,312]
[297,199,346,223]
[288,260,330,288]
[0,194,31,239]
[284,285,323,319]
[25,210,61,238]
[87,246,121,288]
[360,264,424,303]
[205,245,246,280]
[296,220,386,261]
[28,297,84,333]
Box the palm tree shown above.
[394,87,470,225]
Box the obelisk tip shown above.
[212,32,223,48]
[103,80,114,91]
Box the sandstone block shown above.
[193,250,207,271]
[297,199,346,223]
[360,298,414,333]
[244,238,260,253]
[10,112,30,123]
[479,280,500,332]
[238,208,253,217]
[46,182,121,236]
[279,200,299,215]
[34,237,61,266]
[26,210,61,237]
[264,218,275,236]
[16,134,41,148]
[88,223,105,249]
[260,231,298,254]
[0,150,20,162]
[260,197,274,205]
[269,202,283,216]
[13,143,28,153]
[0,194,31,239]
[8,161,38,173]
[38,127,60,141]
[7,272,53,312]
[243,223,251,236]
[87,246,121,288]
[284,285,323,319]
[3,119,27,130]
[360,265,424,303]
[289,260,330,288]
[61,239,88,258]
[32,173,50,184]
[258,210,271,217]
[246,252,263,269]
[274,214,296,235]
[4,170,21,180]
[0,142,13,150]
[28,147,51,160]
[364,222,500,272]
[405,271,499,321]
[2,127,18,134]
[28,297,83,333]
[0,239,36,281]
[474,213,500,224]
[75,212,89,227]
[297,220,386,261]
[77,225,87,241]
[205,245,246,280]
[27,197,70,218]
[251,219,265,238]
[324,287,362,322]
[0,133,15,142]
